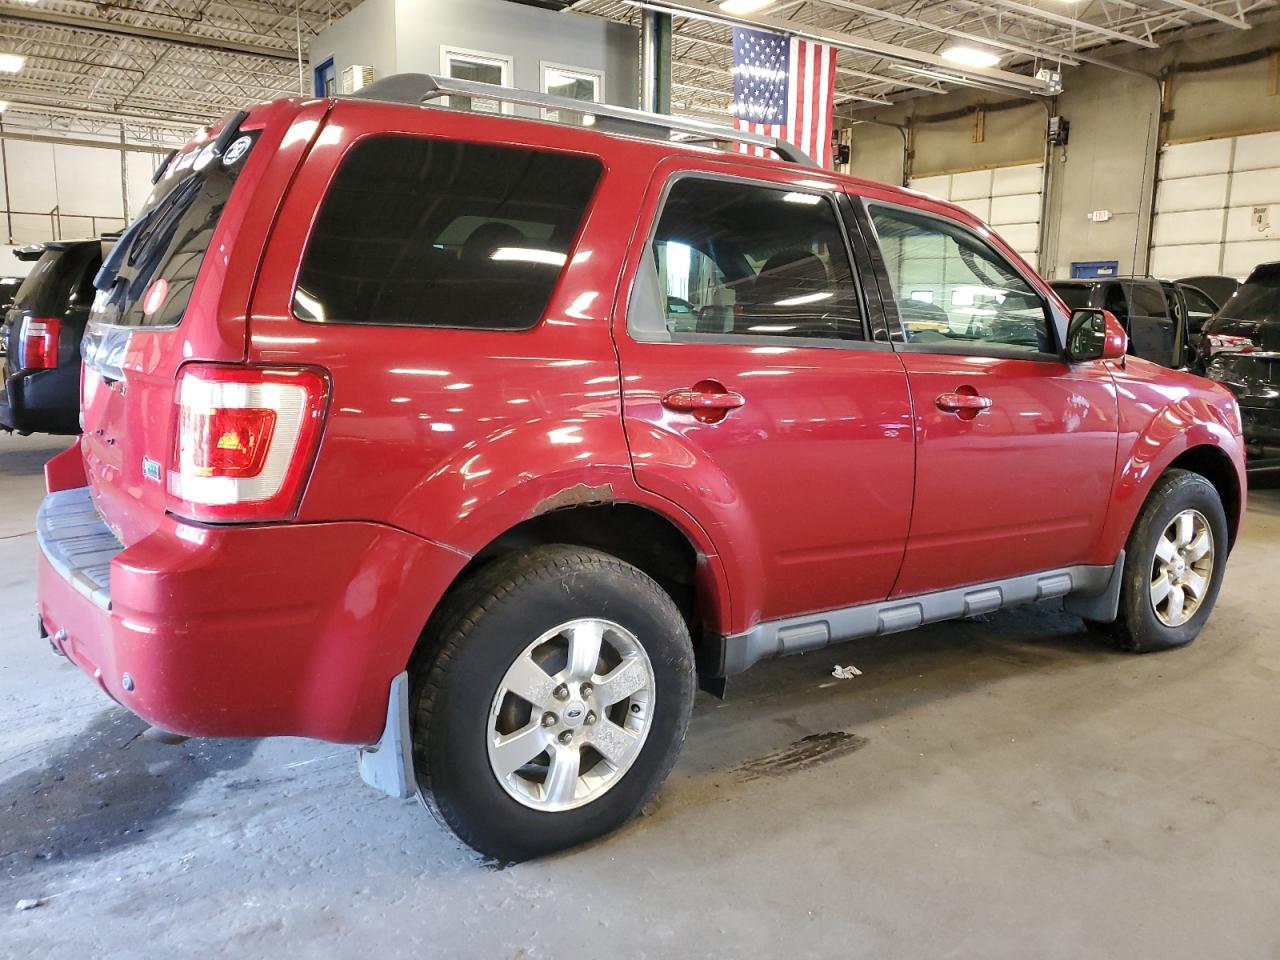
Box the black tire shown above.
[410,545,696,861]
[1104,469,1229,653]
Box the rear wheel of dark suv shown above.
[409,545,696,862]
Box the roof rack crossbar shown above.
[396,73,816,167]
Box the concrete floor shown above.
[2,430,1278,959]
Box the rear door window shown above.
[632,177,864,342]
[292,135,603,330]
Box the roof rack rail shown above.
[348,73,817,167]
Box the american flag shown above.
[731,27,838,168]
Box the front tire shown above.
[410,546,696,861]
[1106,469,1229,653]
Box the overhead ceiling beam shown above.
[975,0,1160,48]
[1155,0,1253,27]
[0,6,298,62]
[622,0,1054,93]
[0,128,173,155]
[810,0,1082,66]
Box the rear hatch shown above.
[79,100,321,545]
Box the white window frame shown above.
[540,62,605,103]
[540,62,604,124]
[440,45,514,115]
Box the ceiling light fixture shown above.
[0,53,26,73]
[940,46,1001,69]
[720,0,774,13]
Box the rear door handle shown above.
[936,392,993,413]
[662,381,745,423]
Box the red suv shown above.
[36,76,1246,861]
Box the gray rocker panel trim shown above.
[716,560,1121,677]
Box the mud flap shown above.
[357,671,416,799]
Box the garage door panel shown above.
[993,222,1039,253]
[1232,131,1280,172]
[1223,239,1280,278]
[1150,243,1221,278]
[949,169,992,201]
[1159,139,1233,180]
[909,175,950,199]
[1155,174,1229,213]
[991,164,1042,197]
[989,193,1040,225]
[952,197,990,221]
[1152,208,1225,247]
[1229,168,1280,207]
[1225,204,1279,243]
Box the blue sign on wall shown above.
[1071,260,1120,279]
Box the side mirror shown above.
[1065,308,1127,363]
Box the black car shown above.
[1050,276,1221,369]
[1201,262,1280,471]
[0,239,106,435]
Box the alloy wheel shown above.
[1150,508,1215,628]
[486,618,655,812]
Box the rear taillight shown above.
[167,364,329,523]
[20,317,60,369]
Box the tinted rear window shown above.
[91,130,257,328]
[1220,263,1280,324]
[292,135,602,329]
[12,246,100,318]
[1052,284,1093,310]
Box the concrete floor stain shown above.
[733,730,870,782]
[0,708,257,883]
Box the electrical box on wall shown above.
[1047,115,1070,146]
[341,65,376,94]
[1088,210,1113,222]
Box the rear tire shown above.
[410,545,695,861]
[1104,469,1228,653]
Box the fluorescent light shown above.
[0,54,26,73]
[782,192,822,205]
[940,46,1001,69]
[0,102,7,113]
[720,0,774,13]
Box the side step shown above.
[709,559,1122,677]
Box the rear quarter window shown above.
[292,135,603,330]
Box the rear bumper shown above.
[1,365,82,434]
[37,487,468,744]
[1240,403,1280,469]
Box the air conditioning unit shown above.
[341,65,375,94]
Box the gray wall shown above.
[312,0,639,108]
[844,23,1280,279]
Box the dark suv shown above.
[1,239,106,435]
[1051,277,1220,370]
[1201,262,1280,470]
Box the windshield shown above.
[91,129,258,328]
[1217,263,1280,325]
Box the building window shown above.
[440,46,513,114]
[541,63,604,124]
